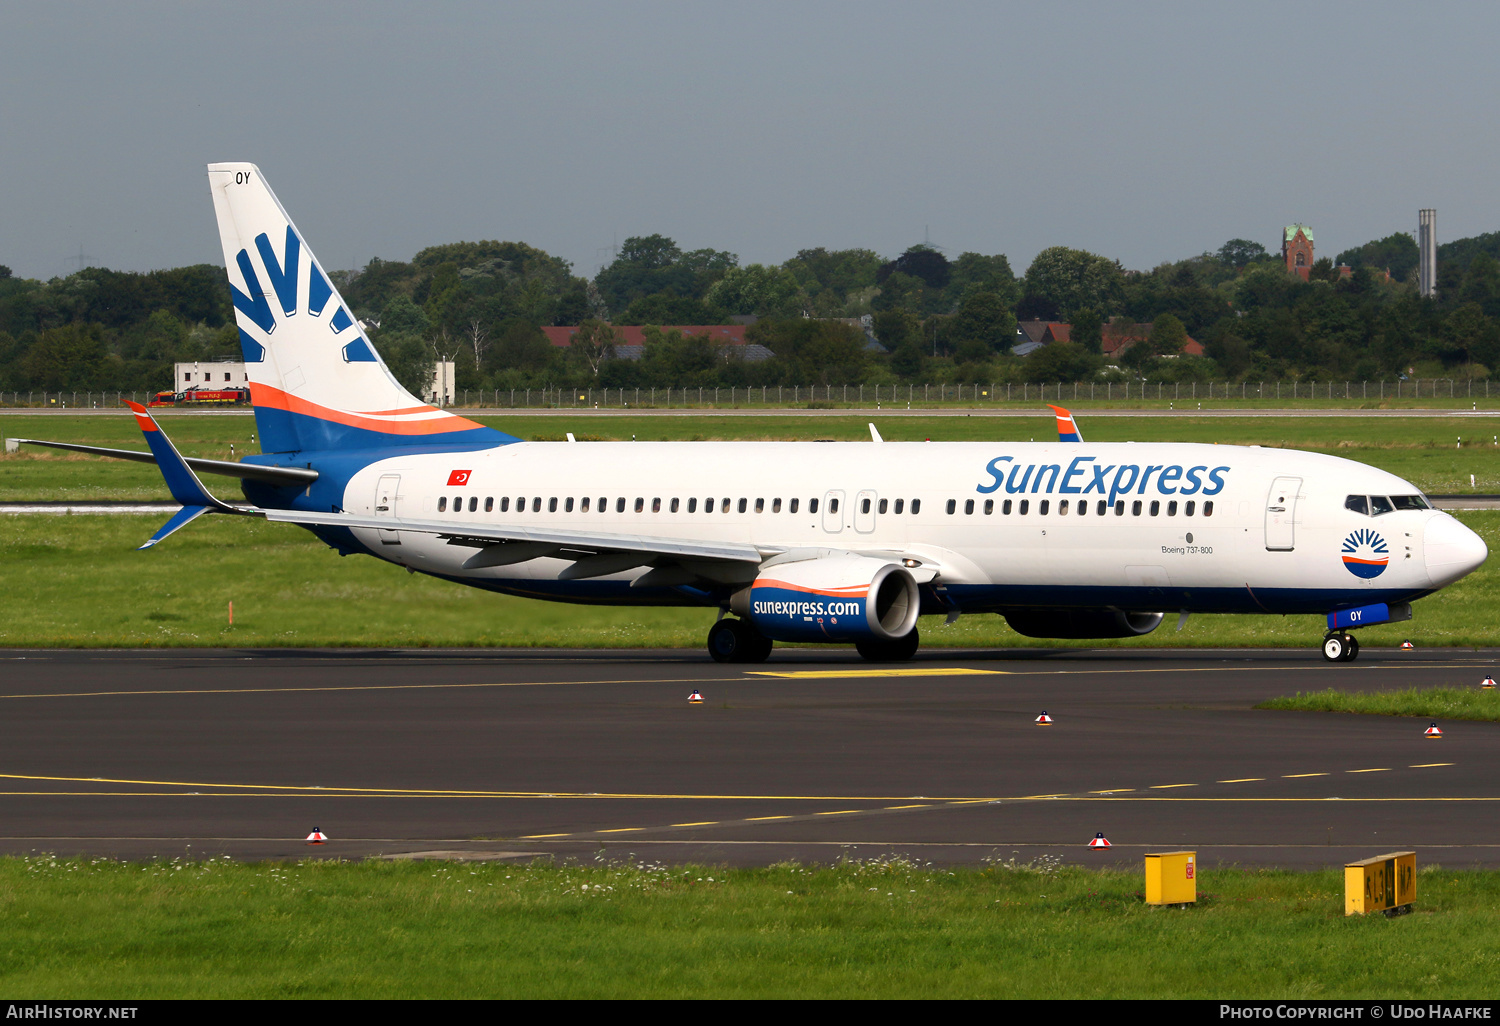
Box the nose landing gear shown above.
[1321,631,1360,662]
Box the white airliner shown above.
[19,164,1489,663]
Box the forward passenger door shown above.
[1264,476,1302,551]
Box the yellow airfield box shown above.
[1144,851,1196,905]
[1345,851,1416,916]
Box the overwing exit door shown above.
[1264,476,1301,551]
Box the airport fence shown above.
[0,379,1491,410]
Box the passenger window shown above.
[1003,499,1012,515]
[635,498,645,513]
[1131,500,1141,516]
[791,498,800,514]
[438,496,447,512]
[722,498,731,513]
[877,498,887,514]
[756,498,765,513]
[1115,501,1125,516]
[737,498,747,513]
[1019,499,1030,515]
[867,498,875,515]
[1097,500,1107,516]
[688,498,697,513]
[705,497,713,512]
[581,497,590,512]
[774,498,782,513]
[616,497,625,513]
[1148,500,1157,516]
[1039,500,1049,515]
[1185,501,1196,516]
[893,498,903,514]
[527,497,537,513]
[652,497,661,512]
[809,498,818,514]
[500,497,510,513]
[548,497,557,512]
[1168,500,1177,516]
[565,497,574,513]
[1370,495,1394,516]
[964,499,974,514]
[1059,499,1069,515]
[469,497,478,512]
[946,499,957,515]
[599,497,607,512]
[983,499,993,515]
[671,498,679,512]
[1204,501,1214,516]
[911,499,921,514]
[1077,500,1086,516]
[829,497,839,513]
[484,497,493,513]
[1345,494,1369,515]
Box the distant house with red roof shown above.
[1015,319,1200,359]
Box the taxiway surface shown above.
[0,647,1494,868]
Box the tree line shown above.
[4,222,1500,395]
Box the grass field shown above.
[7,412,1500,500]
[1259,687,1500,721]
[0,511,1496,649]
[0,856,1495,998]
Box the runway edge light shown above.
[1144,851,1196,906]
[306,828,327,844]
[687,690,704,704]
[1088,832,1111,849]
[1345,851,1416,917]
[1424,722,1443,738]
[1035,711,1054,725]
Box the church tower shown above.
[1283,224,1313,281]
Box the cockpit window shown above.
[1345,495,1369,515]
[1369,495,1394,516]
[1391,495,1430,511]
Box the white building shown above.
[174,360,248,389]
[428,361,456,406]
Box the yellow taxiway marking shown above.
[747,668,1008,679]
[1283,773,1329,778]
[1219,778,1265,783]
[815,810,862,816]
[1020,794,1070,799]
[1091,789,1134,794]
[597,827,644,833]
[1346,768,1391,774]
[1411,763,1454,768]
[1150,784,1196,789]
[520,833,571,839]
[671,822,719,827]
[745,815,794,821]
[884,804,930,810]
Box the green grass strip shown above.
[0,855,1497,998]
[1258,687,1500,721]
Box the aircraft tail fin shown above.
[1047,404,1082,442]
[205,163,515,454]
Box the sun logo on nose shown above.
[1342,528,1389,579]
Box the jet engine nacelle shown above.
[731,554,920,644]
[1004,608,1165,639]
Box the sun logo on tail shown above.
[1341,527,1389,579]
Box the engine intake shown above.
[732,554,919,644]
[1004,608,1165,639]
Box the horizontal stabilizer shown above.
[13,438,317,487]
[125,401,246,513]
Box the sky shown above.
[2,1,1498,283]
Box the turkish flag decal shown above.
[446,469,472,486]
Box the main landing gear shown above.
[707,618,773,664]
[1322,631,1360,662]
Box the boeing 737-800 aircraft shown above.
[19,164,1489,662]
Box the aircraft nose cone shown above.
[1425,513,1488,587]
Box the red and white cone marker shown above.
[1087,831,1111,849]
[687,690,704,704]
[1035,711,1054,725]
[1482,675,1496,690]
[306,828,328,844]
[1424,722,1443,739]
[1401,640,1416,650]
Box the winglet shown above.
[1047,405,1082,442]
[869,423,883,443]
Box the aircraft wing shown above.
[12,439,318,487]
[264,508,774,573]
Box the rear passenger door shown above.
[854,490,877,533]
